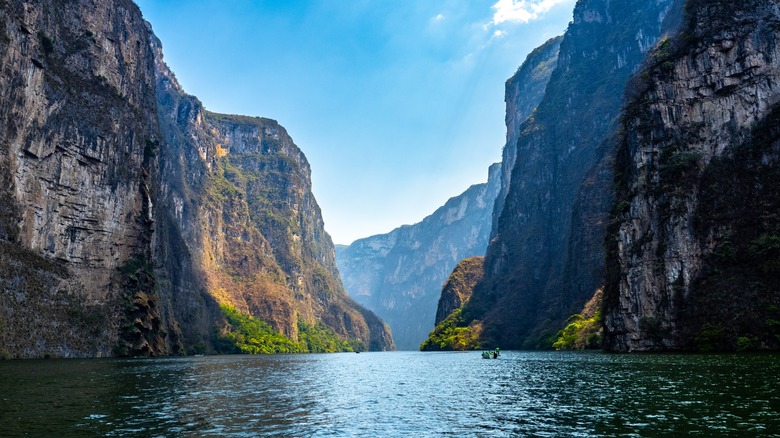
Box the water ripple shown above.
[2,351,780,436]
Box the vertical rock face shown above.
[153,50,393,350]
[493,36,562,233]
[0,0,162,358]
[465,0,681,349]
[336,163,500,350]
[604,0,780,352]
[0,0,393,358]
[153,34,394,352]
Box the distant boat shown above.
[481,349,500,359]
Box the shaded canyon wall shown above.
[461,0,682,349]
[604,0,780,352]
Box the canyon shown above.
[0,0,392,358]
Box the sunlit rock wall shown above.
[0,0,393,358]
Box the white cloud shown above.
[491,0,570,25]
[432,13,445,22]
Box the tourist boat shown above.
[481,349,500,359]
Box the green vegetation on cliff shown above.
[420,257,485,351]
[433,257,484,326]
[299,321,364,353]
[553,312,602,350]
[217,305,358,354]
[420,309,482,351]
[552,289,604,350]
[217,305,299,354]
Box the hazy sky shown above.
[135,0,576,244]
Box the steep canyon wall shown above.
[604,0,780,352]
[464,0,683,349]
[0,0,392,358]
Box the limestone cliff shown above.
[0,0,393,358]
[0,0,166,358]
[461,0,681,349]
[493,36,562,233]
[336,164,500,350]
[604,0,780,352]
[153,49,393,351]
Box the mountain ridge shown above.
[336,163,500,350]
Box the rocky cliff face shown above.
[0,0,164,358]
[462,0,681,349]
[0,0,392,358]
[336,163,500,350]
[604,0,780,352]
[493,36,562,233]
[433,257,484,327]
[153,50,393,351]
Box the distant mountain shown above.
[336,34,563,351]
[336,164,500,350]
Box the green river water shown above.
[1,351,778,436]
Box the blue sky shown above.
[136,0,576,244]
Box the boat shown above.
[481,348,500,359]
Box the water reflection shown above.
[1,352,779,436]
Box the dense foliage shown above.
[217,305,357,354]
[419,309,482,351]
[552,311,603,350]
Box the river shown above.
[1,351,778,436]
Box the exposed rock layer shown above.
[0,0,392,358]
[604,0,780,351]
